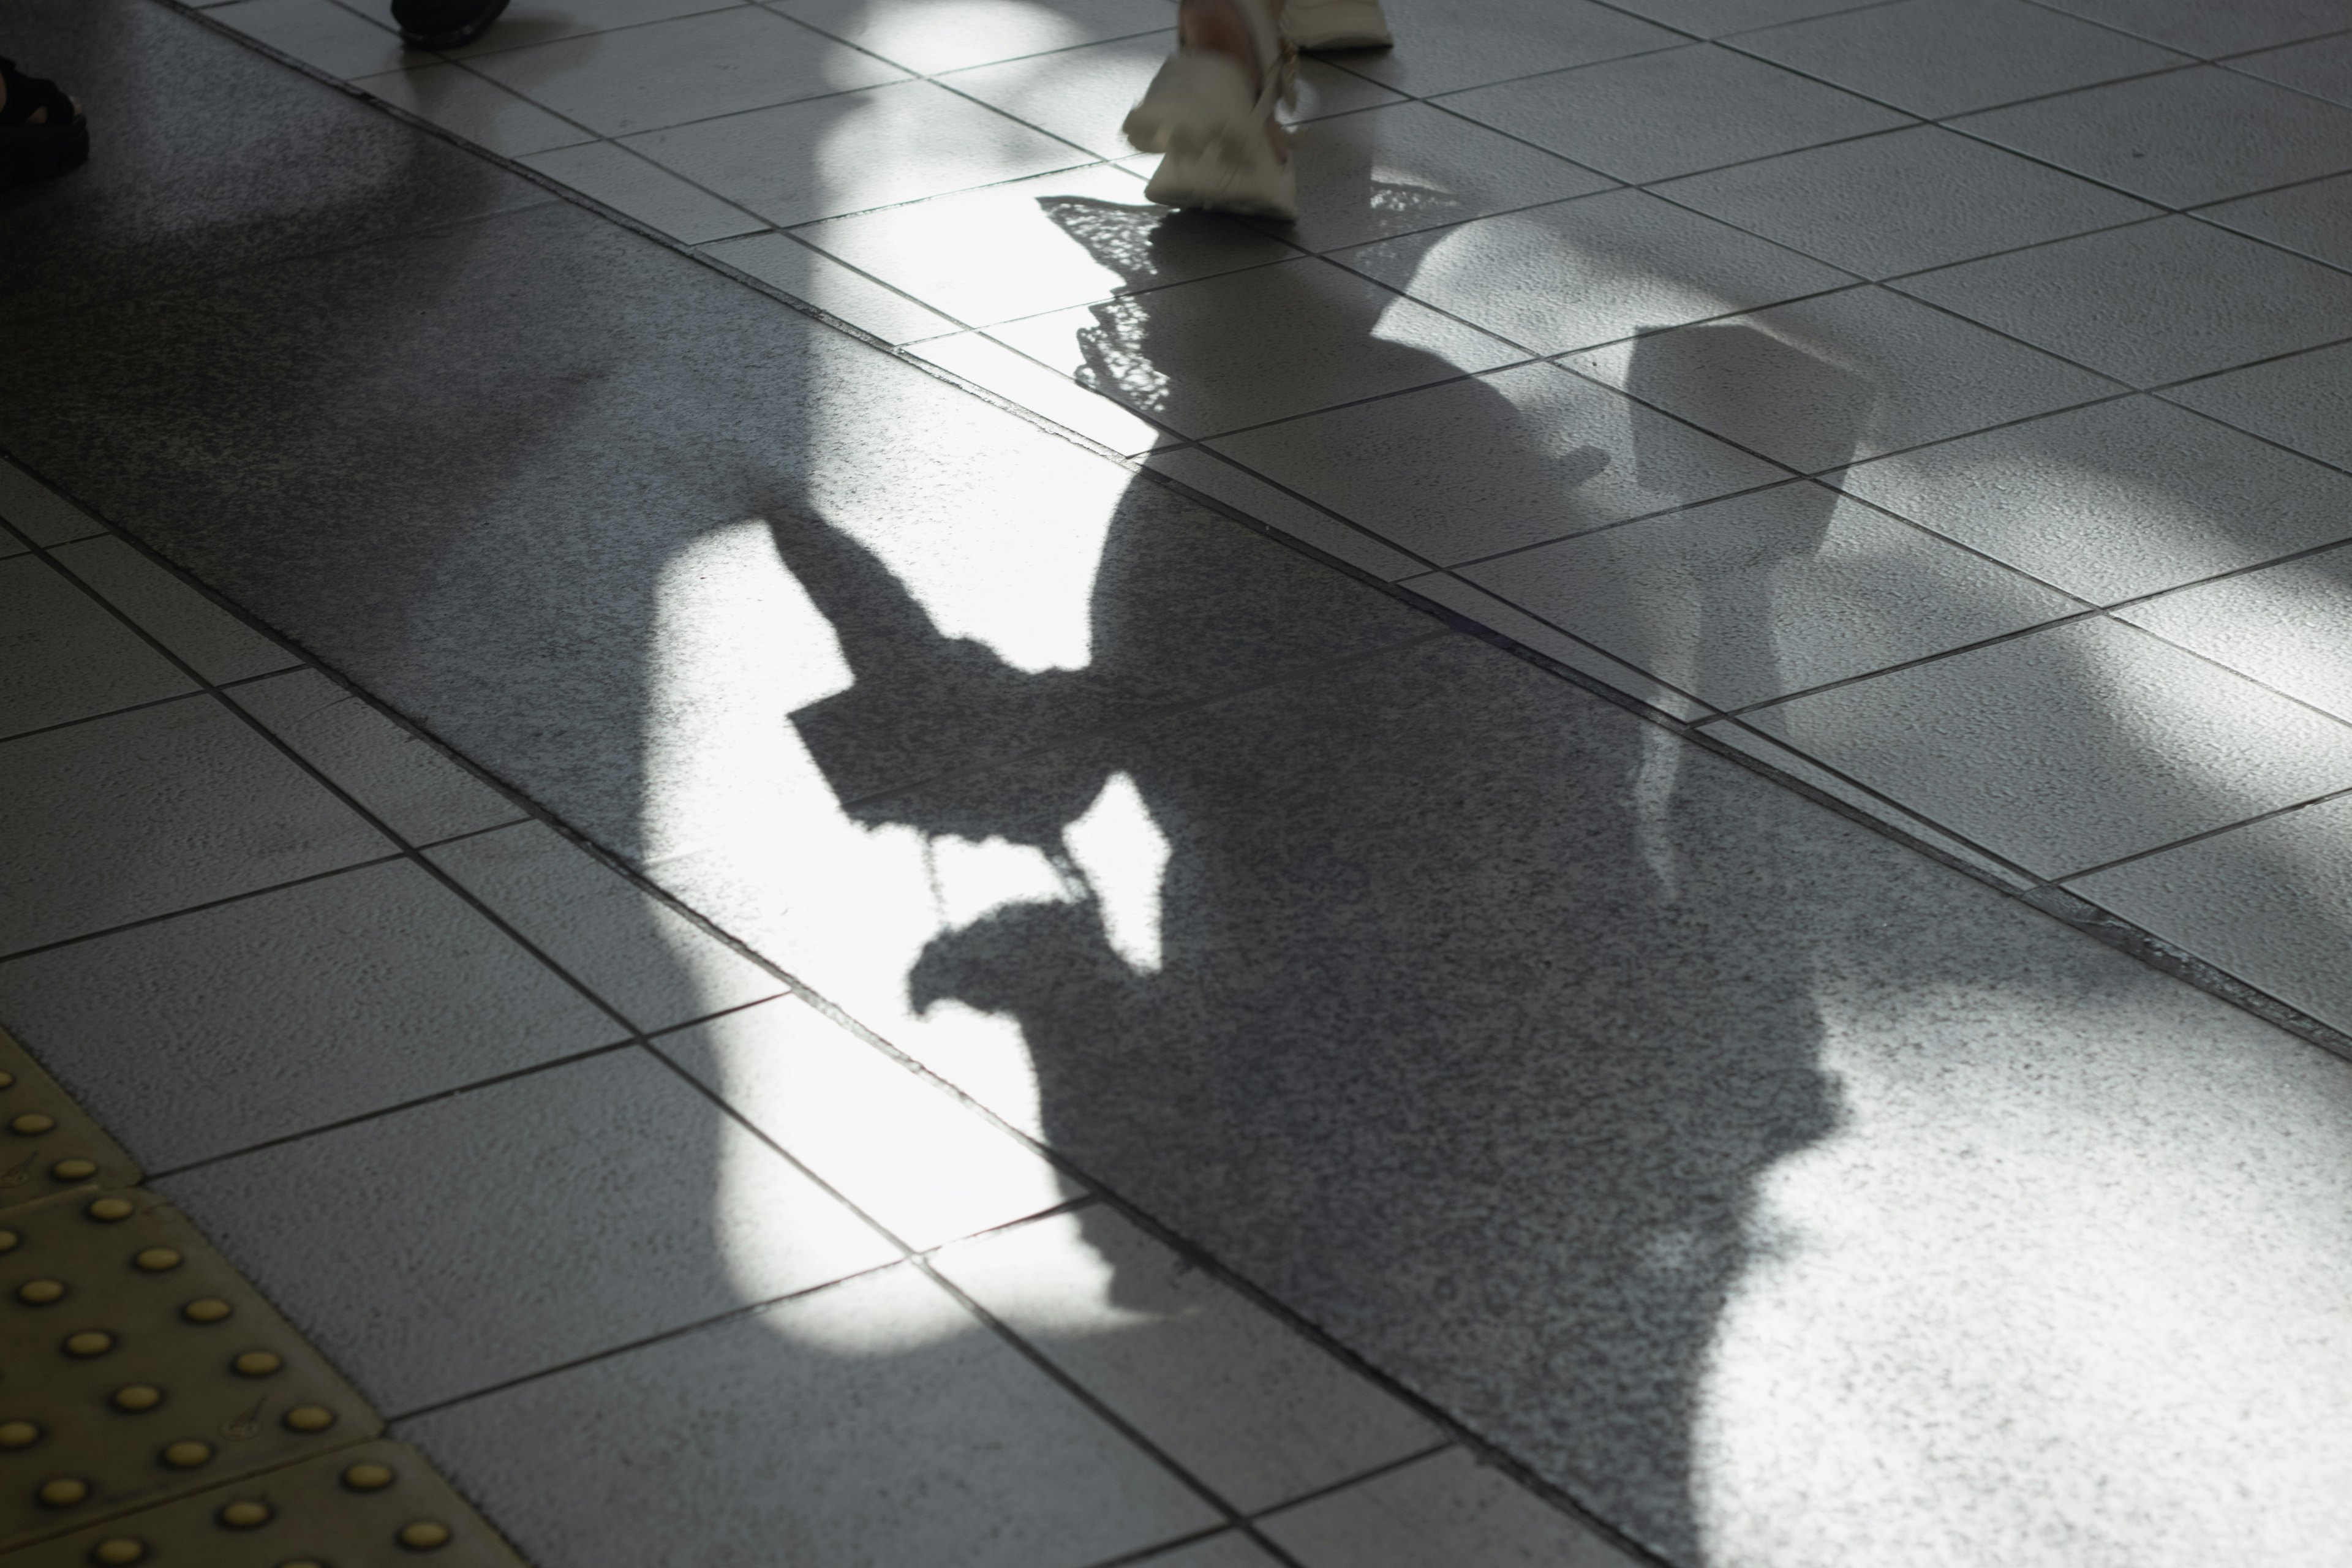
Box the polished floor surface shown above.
[5,0,2352,1563]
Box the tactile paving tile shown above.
[3,1439,524,1567]
[0,1030,139,1208]
[0,1188,382,1551]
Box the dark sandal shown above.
[1,58,87,187]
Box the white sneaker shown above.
[1283,0,1391,50]
[1123,0,1298,220]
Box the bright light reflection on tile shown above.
[1066,771,1169,973]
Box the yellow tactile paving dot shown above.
[0,1189,382,1551]
[4,1438,524,1566]
[0,1030,139,1209]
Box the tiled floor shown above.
[11,0,2352,1562]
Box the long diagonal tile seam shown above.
[0,1028,529,1567]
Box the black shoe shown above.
[1,58,88,187]
[389,0,511,49]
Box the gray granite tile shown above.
[658,993,1079,1251]
[441,0,747,56]
[1828,396,2352,603]
[936,1207,1441,1512]
[1953,66,2352,207]
[988,257,1524,438]
[1262,1449,1638,1568]
[1335,188,1855,356]
[2118,543,2352,723]
[1442,45,1910,186]
[352,61,597,155]
[467,6,903,135]
[911,330,1180,453]
[211,0,413,78]
[0,859,621,1169]
[2198,174,2352,270]
[399,1264,1219,1566]
[1260,102,1615,255]
[1461,480,2079,708]
[1327,0,1683,96]
[428,819,785,1031]
[2161,341,2352,469]
[2230,31,2352,107]
[1656,126,2158,279]
[0,554,194,741]
[2069,791,2352,1034]
[1208,362,1784,565]
[1564,285,2119,471]
[0,462,104,547]
[1401,571,1714,718]
[794,163,1291,328]
[1895,216,2352,386]
[1746,616,2352,876]
[1729,0,2189,118]
[698,230,962,342]
[2033,0,2348,56]
[50,535,300,683]
[0,696,393,956]
[768,0,1176,75]
[229,667,527,843]
[519,140,767,241]
[943,37,1403,160]
[624,79,1091,227]
[0,0,548,326]
[158,1049,899,1411]
[1601,0,1874,36]
[1132,1536,1286,1568]
[1140,448,1428,581]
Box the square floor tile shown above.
[658,993,1077,1251]
[2162,341,2352,469]
[1604,0,1872,35]
[519,140,765,241]
[230,668,527,844]
[2198,174,2352,270]
[1260,1448,1638,1568]
[1954,67,2352,207]
[1564,285,2119,471]
[796,163,1291,326]
[51,535,298,683]
[1896,216,2352,386]
[0,858,620,1169]
[769,0,1175,75]
[429,820,785,1031]
[353,61,595,154]
[1746,616,2352,876]
[937,1208,1439,1512]
[0,462,104,546]
[1140,448,1428,580]
[1657,127,2158,279]
[1443,45,1909,186]
[467,6,903,135]
[2068,792,2352,1035]
[1403,571,1714,717]
[159,1049,899,1411]
[400,1263,1219,1566]
[441,0,746,58]
[1210,363,1782,565]
[1134,1536,1285,1568]
[1730,0,2189,118]
[944,37,1403,160]
[625,79,1091,227]
[211,0,412,79]
[1337,188,1853,356]
[1265,102,1615,254]
[1830,396,2352,603]
[2033,0,2348,56]
[0,555,193,741]
[0,696,393,956]
[1333,0,1683,97]
[2119,543,2352,722]
[700,230,963,343]
[912,330,1178,452]
[1462,481,2079,708]
[2230,32,2352,107]
[987,257,1523,437]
